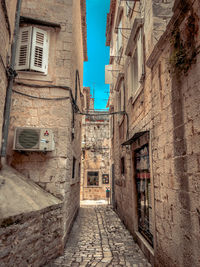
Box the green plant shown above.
[169,8,199,75]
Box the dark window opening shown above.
[87,171,99,186]
[121,157,125,175]
[72,157,76,179]
[78,163,81,178]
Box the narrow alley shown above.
[47,203,151,267]
[1,0,200,266]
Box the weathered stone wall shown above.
[108,0,200,266]
[81,115,110,200]
[108,2,160,263]
[148,0,200,266]
[0,204,62,266]
[4,0,85,246]
[0,0,17,159]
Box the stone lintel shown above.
[20,16,61,28]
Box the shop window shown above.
[87,171,99,186]
[15,26,49,74]
[102,174,109,184]
[135,144,153,246]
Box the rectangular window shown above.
[128,28,144,99]
[102,174,109,184]
[130,46,139,96]
[78,163,81,179]
[117,19,122,56]
[87,171,99,186]
[135,144,153,246]
[15,26,49,74]
[121,157,125,175]
[72,157,76,179]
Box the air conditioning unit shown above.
[13,127,55,152]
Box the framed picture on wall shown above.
[102,174,109,184]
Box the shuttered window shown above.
[15,26,49,74]
[127,28,144,99]
[15,27,32,70]
[117,19,122,56]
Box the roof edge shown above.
[80,0,88,62]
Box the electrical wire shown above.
[15,82,71,91]
[126,1,141,14]
[12,89,70,101]
[14,73,130,140]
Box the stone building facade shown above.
[0,0,87,265]
[81,88,110,201]
[0,0,17,167]
[106,0,200,266]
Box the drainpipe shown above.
[1,0,22,165]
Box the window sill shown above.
[16,71,53,83]
[84,186,101,188]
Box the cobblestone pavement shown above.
[46,205,151,267]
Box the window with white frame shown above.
[118,82,124,112]
[118,81,124,123]
[15,26,49,74]
[127,28,144,99]
[117,18,122,56]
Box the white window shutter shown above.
[118,20,122,54]
[30,27,49,74]
[127,61,132,99]
[15,26,32,70]
[137,28,143,82]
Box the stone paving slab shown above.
[45,206,151,267]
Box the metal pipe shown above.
[1,0,22,158]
